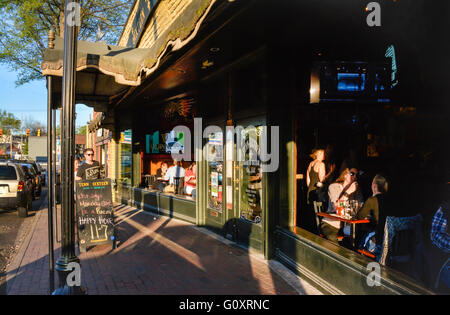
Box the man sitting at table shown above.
[163,159,185,193]
[355,174,390,258]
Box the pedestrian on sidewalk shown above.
[76,148,100,180]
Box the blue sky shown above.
[0,64,92,128]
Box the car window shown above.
[29,164,39,174]
[29,166,37,175]
[36,157,47,163]
[0,165,18,180]
[21,165,33,177]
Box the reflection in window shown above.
[207,132,223,211]
[239,126,263,225]
[120,129,132,185]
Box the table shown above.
[317,212,370,248]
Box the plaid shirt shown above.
[431,207,450,253]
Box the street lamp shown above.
[52,0,85,295]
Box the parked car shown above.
[0,162,34,217]
[19,163,41,199]
[9,160,44,196]
[35,156,48,171]
[36,163,46,186]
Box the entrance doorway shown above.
[203,116,267,254]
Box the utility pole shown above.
[21,113,23,158]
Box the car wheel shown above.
[18,205,28,217]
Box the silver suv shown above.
[0,162,34,217]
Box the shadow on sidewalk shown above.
[5,204,309,295]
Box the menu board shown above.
[76,178,115,252]
[239,126,263,225]
[241,164,262,224]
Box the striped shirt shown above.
[431,207,450,253]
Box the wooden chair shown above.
[314,201,345,241]
[358,249,376,259]
[173,177,184,195]
[312,201,327,239]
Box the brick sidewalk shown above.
[6,200,321,295]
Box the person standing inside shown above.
[163,159,185,193]
[75,148,100,180]
[306,149,326,204]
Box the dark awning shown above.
[41,36,154,111]
[41,0,216,114]
[88,112,103,132]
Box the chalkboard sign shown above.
[76,178,116,252]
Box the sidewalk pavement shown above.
[6,197,321,295]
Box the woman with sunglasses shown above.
[327,168,364,214]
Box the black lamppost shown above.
[53,0,85,295]
[46,72,55,293]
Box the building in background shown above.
[87,111,111,177]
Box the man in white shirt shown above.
[164,159,185,184]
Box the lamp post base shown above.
[52,257,87,295]
[52,285,86,295]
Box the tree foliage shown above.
[0,109,21,134]
[0,0,133,86]
[76,125,87,135]
[23,116,47,136]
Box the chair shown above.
[313,201,344,241]
[358,249,376,259]
[312,201,323,232]
[173,177,184,195]
[379,214,424,280]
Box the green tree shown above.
[23,116,47,136]
[76,125,87,135]
[23,139,28,155]
[0,0,132,86]
[0,109,21,134]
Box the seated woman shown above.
[355,174,390,258]
[156,162,168,179]
[320,168,364,243]
[155,162,168,191]
[184,162,197,198]
[327,168,364,213]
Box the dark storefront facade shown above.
[42,0,449,294]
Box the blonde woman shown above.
[327,168,364,213]
[306,149,326,204]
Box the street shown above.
[0,188,46,295]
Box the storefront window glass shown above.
[120,129,132,185]
[207,131,223,211]
[239,126,263,225]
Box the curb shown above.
[5,190,48,294]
